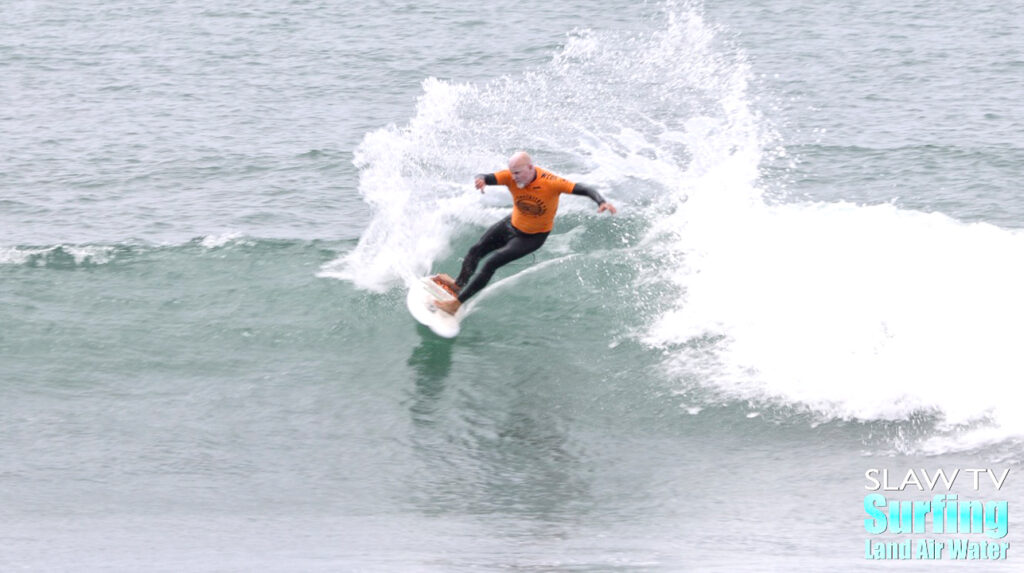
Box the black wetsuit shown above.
[454,215,548,302]
[454,173,607,302]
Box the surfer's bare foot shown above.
[435,298,461,315]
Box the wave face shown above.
[332,3,1024,456]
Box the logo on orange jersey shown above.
[515,195,547,216]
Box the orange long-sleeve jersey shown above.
[491,167,577,234]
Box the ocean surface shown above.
[3,0,1023,570]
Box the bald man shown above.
[433,151,616,315]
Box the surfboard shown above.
[406,276,462,338]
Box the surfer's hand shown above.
[474,177,486,192]
[598,202,617,214]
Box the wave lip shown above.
[0,244,121,268]
[0,234,287,269]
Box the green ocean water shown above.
[3,1,1024,570]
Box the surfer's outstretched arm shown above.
[474,173,498,192]
[572,183,617,214]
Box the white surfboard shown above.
[406,276,462,338]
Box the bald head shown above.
[509,151,532,167]
[508,151,536,188]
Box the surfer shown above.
[433,151,617,315]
